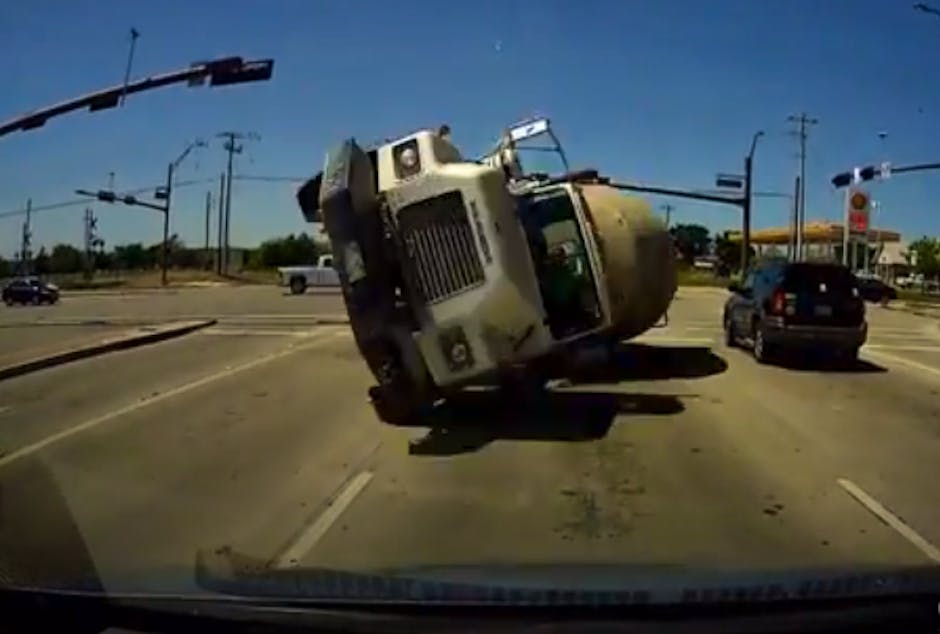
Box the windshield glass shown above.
[4,1,940,621]
[783,263,858,295]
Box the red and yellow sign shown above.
[847,187,870,234]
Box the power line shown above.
[232,174,306,183]
[0,177,214,220]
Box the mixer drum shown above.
[579,184,677,340]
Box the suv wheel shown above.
[753,326,772,364]
[723,314,736,347]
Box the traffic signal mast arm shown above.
[0,56,274,138]
[601,178,745,206]
[74,189,166,212]
[831,161,940,187]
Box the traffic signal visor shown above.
[832,165,878,188]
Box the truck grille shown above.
[397,190,485,304]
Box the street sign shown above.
[509,118,549,142]
[846,186,870,235]
[880,161,891,180]
[715,174,744,189]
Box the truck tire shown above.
[368,384,420,426]
[289,276,307,295]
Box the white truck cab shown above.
[278,254,337,295]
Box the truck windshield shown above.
[518,189,602,340]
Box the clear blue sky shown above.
[3,0,940,258]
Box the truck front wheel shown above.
[368,384,421,426]
[289,276,307,295]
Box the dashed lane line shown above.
[0,328,351,469]
[838,478,940,564]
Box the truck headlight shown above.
[393,139,421,179]
[439,326,474,372]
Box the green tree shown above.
[49,243,85,274]
[252,233,321,268]
[908,236,940,278]
[0,255,11,278]
[113,243,152,270]
[34,247,50,275]
[669,223,710,264]
[711,231,754,275]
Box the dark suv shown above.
[2,277,60,306]
[723,260,867,364]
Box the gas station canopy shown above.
[726,221,901,245]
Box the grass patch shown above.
[677,268,731,288]
[49,268,280,290]
[897,289,940,306]
[55,278,127,290]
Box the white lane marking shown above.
[0,329,351,469]
[837,478,940,564]
[862,348,940,378]
[201,328,318,337]
[274,471,374,568]
[632,336,714,344]
[864,344,940,351]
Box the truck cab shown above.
[297,119,673,423]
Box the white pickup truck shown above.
[277,254,339,294]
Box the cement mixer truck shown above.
[295,118,677,424]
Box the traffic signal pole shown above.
[162,162,172,286]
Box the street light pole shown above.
[742,130,764,271]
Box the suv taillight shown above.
[770,289,786,315]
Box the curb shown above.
[0,319,217,382]
[312,314,350,326]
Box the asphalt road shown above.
[0,286,345,364]
[1,287,939,595]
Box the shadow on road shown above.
[405,389,685,457]
[771,353,887,374]
[566,343,728,385]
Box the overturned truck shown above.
[296,119,676,424]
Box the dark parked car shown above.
[723,261,866,364]
[2,277,60,305]
[854,276,897,304]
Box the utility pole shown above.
[204,190,212,270]
[216,131,257,274]
[20,198,32,275]
[217,172,226,275]
[871,131,888,276]
[660,203,673,228]
[788,176,800,260]
[788,113,818,261]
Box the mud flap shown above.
[317,139,420,394]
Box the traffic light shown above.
[209,59,274,86]
[832,172,852,188]
[97,190,116,203]
[831,165,879,188]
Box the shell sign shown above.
[846,187,870,234]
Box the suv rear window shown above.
[782,263,856,296]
